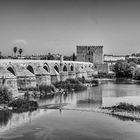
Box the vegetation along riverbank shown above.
[0,86,38,112]
[101,103,140,121]
[62,102,140,122]
[0,78,88,111]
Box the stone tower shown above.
[76,46,103,64]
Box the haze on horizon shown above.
[0,0,140,56]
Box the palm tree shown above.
[19,48,23,57]
[13,46,17,58]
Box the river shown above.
[1,80,140,140]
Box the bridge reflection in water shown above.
[0,86,103,132]
[37,86,103,109]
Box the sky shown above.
[0,0,140,56]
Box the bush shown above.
[94,72,115,79]
[102,102,140,112]
[19,87,38,91]
[0,86,12,104]
[90,79,99,85]
[54,78,86,92]
[9,98,38,112]
[77,77,86,83]
[133,69,140,80]
[38,83,56,97]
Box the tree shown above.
[131,53,136,57]
[0,86,12,104]
[47,53,55,60]
[13,46,17,58]
[113,60,136,78]
[134,68,140,80]
[127,58,139,64]
[19,48,23,57]
[72,53,76,61]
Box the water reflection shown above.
[2,81,140,133]
[38,87,103,109]
[0,109,51,133]
[0,86,103,132]
[102,81,140,106]
[0,110,12,127]
[76,86,102,108]
[102,82,140,97]
[108,113,140,122]
[115,79,139,84]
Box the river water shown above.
[1,81,140,140]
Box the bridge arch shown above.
[70,64,74,71]
[89,64,93,68]
[54,63,59,73]
[43,63,50,73]
[7,66,16,76]
[27,65,34,74]
[63,64,67,72]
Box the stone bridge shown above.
[0,59,95,94]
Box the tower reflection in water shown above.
[76,86,103,108]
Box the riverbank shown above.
[62,102,140,122]
[101,103,140,120]
[62,107,140,122]
[0,78,88,111]
[1,82,140,140]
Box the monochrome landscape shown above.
[1,0,140,140]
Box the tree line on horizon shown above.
[12,46,76,61]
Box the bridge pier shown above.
[76,68,88,79]
[68,71,76,79]
[50,69,60,84]
[60,71,68,81]
[35,66,51,86]
[0,67,18,94]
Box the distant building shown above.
[104,54,126,64]
[76,46,103,64]
[104,54,126,74]
[128,56,140,59]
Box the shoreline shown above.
[62,106,140,122]
[1,102,140,122]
